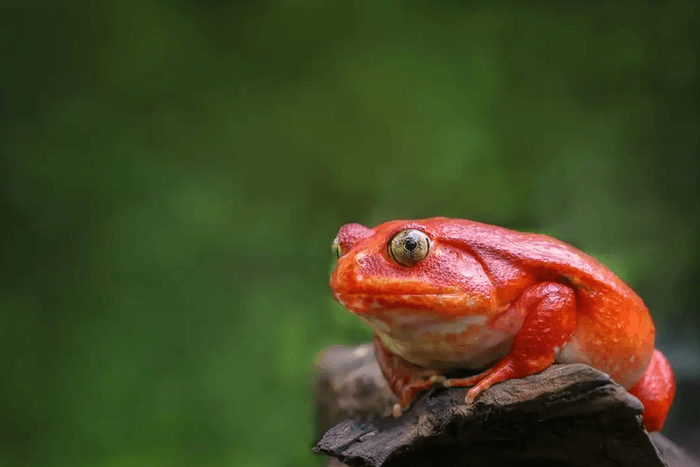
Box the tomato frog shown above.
[329,217,675,431]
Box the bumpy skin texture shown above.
[329,217,675,431]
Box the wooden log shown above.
[313,343,699,467]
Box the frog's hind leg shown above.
[628,349,676,432]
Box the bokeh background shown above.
[2,1,699,466]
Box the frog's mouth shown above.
[332,291,483,317]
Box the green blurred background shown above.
[2,1,699,466]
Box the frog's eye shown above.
[331,236,342,258]
[388,229,430,267]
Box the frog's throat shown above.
[360,311,515,370]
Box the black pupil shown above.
[404,237,418,251]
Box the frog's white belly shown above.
[361,310,517,370]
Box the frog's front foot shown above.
[392,375,447,417]
[440,367,501,404]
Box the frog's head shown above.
[329,218,493,318]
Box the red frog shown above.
[329,217,675,431]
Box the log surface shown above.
[313,343,699,467]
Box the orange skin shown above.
[329,217,675,431]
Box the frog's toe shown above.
[465,386,483,404]
[429,375,446,385]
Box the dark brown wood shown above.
[313,343,699,467]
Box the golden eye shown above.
[331,236,342,258]
[388,229,430,266]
